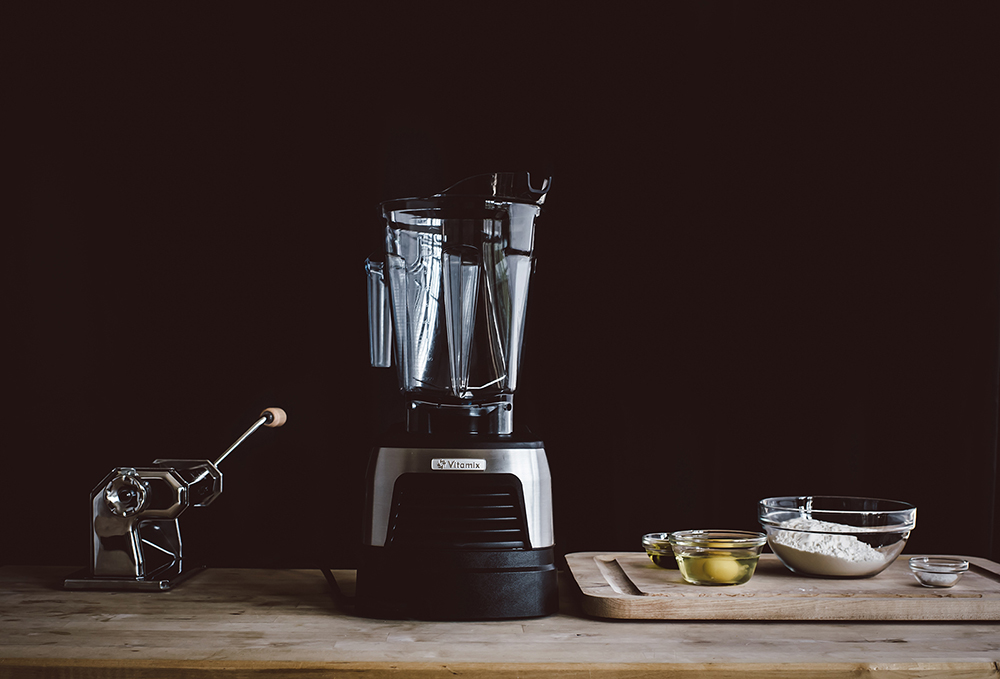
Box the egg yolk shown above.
[702,556,743,582]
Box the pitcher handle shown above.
[366,257,392,368]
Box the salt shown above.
[913,571,960,587]
[909,557,968,588]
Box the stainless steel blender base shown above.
[356,435,557,620]
[362,440,554,550]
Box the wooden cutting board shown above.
[565,552,1000,621]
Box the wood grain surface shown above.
[566,552,1000,621]
[2,566,1000,678]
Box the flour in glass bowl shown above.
[768,518,897,577]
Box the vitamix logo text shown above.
[430,458,487,471]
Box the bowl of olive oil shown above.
[642,533,678,568]
[667,530,768,585]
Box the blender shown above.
[357,172,557,620]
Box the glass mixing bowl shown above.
[758,496,916,578]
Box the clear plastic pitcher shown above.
[367,172,550,435]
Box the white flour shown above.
[768,518,891,577]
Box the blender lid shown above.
[381,172,552,213]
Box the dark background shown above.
[7,4,1000,571]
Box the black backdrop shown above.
[8,4,1000,571]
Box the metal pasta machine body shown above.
[64,407,286,591]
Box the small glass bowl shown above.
[909,557,969,588]
[667,530,767,586]
[642,533,677,569]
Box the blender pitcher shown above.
[367,172,551,435]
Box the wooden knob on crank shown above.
[261,407,287,427]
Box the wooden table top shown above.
[2,565,1000,678]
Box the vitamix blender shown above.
[358,172,556,620]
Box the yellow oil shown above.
[647,553,677,569]
[675,552,759,585]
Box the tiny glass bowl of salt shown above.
[758,496,916,578]
[667,530,768,585]
[909,557,968,588]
